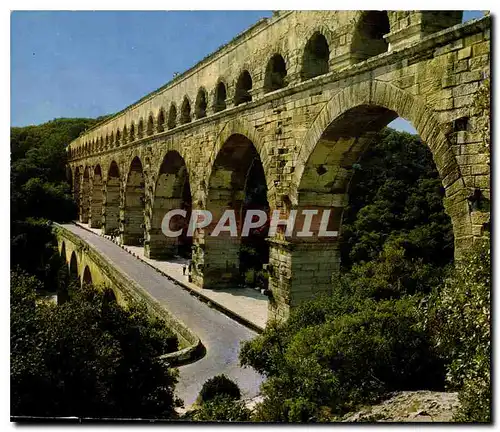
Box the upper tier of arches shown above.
[68,11,464,159]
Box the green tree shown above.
[240,293,445,421]
[428,239,491,422]
[11,271,181,419]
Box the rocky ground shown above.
[341,390,460,423]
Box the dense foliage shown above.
[429,239,491,422]
[241,293,444,421]
[198,374,242,403]
[11,271,180,418]
[340,128,454,296]
[11,118,100,290]
[186,376,250,422]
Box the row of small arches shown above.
[70,52,287,158]
[71,13,391,159]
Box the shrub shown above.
[11,273,180,418]
[191,395,251,422]
[429,238,491,422]
[240,293,445,421]
[198,374,241,404]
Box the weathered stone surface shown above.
[67,11,491,321]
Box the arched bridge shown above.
[67,11,491,320]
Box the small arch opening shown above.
[264,54,287,93]
[195,88,208,119]
[157,109,165,132]
[82,265,93,286]
[301,32,330,80]
[168,104,177,129]
[129,123,136,142]
[234,71,253,106]
[147,114,154,136]
[122,126,128,145]
[214,82,227,113]
[351,11,390,62]
[137,119,144,139]
[180,98,191,124]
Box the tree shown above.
[11,271,181,419]
[428,239,491,422]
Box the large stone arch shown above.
[121,156,146,245]
[266,80,471,320]
[207,118,273,203]
[103,160,121,235]
[90,164,103,228]
[73,165,82,216]
[292,80,470,246]
[198,122,270,289]
[145,150,192,260]
[80,166,91,223]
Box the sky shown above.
[11,10,485,133]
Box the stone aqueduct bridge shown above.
[66,11,491,320]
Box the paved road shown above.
[61,224,264,407]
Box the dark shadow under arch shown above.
[122,156,145,246]
[301,32,330,81]
[147,151,192,260]
[264,54,287,93]
[204,133,269,289]
[103,160,120,235]
[351,11,390,63]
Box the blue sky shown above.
[11,10,485,132]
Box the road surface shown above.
[61,224,264,407]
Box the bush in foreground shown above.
[240,293,445,422]
[429,238,491,422]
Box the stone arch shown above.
[115,129,121,147]
[180,97,192,124]
[350,11,390,62]
[109,132,115,149]
[103,160,121,235]
[213,80,227,113]
[122,125,128,145]
[82,265,93,286]
[168,103,177,129]
[147,113,155,136]
[129,122,136,142]
[195,87,208,119]
[60,241,67,262]
[73,165,81,209]
[69,251,79,281]
[157,108,166,132]
[208,118,272,196]
[293,80,470,253]
[137,118,145,139]
[202,129,270,289]
[90,164,103,228]
[122,156,145,245]
[146,150,192,260]
[301,31,330,81]
[234,70,253,105]
[81,166,91,223]
[264,53,287,93]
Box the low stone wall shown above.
[54,223,204,366]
